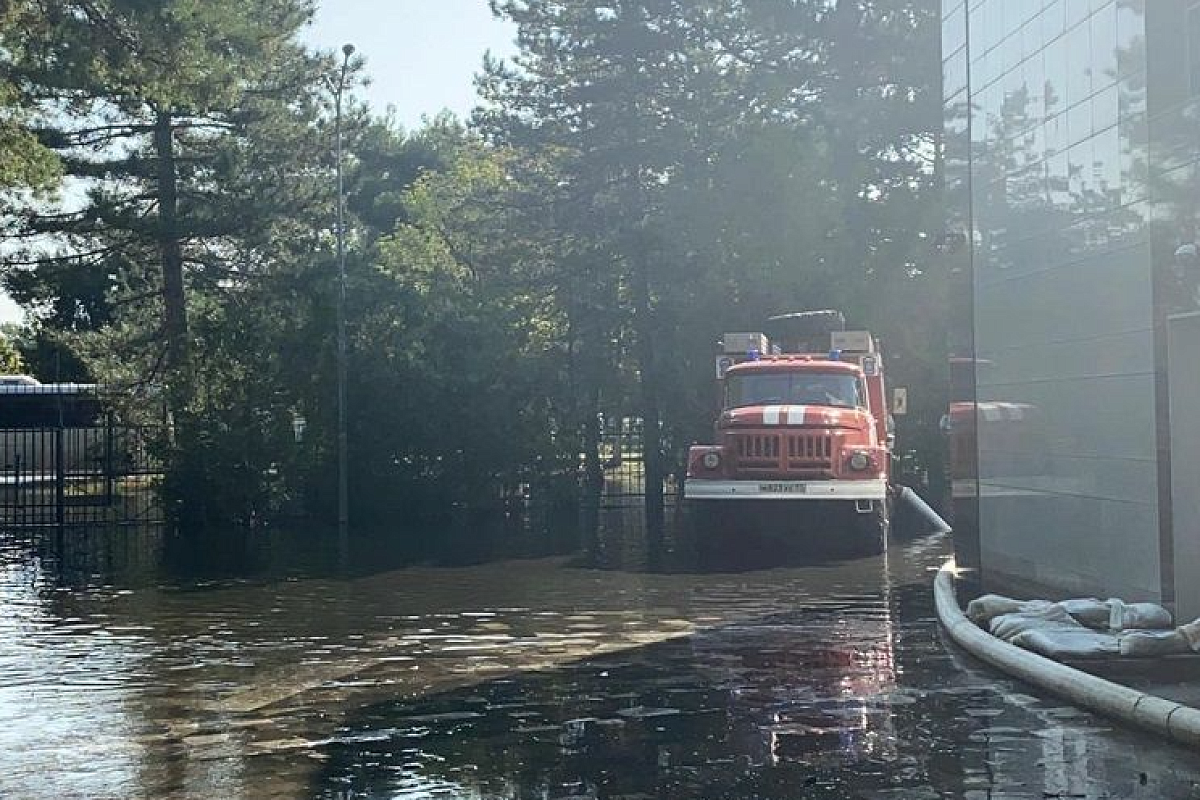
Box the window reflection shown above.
[942,0,1161,589]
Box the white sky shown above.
[0,1,518,326]
[303,0,518,130]
[0,295,18,326]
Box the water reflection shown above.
[2,531,1199,798]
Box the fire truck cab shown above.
[684,311,893,550]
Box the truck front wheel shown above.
[849,498,890,556]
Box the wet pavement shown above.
[3,530,1200,799]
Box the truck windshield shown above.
[725,372,864,410]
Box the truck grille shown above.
[787,433,833,466]
[732,433,834,472]
[736,434,781,462]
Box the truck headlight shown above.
[703,452,721,470]
[848,451,871,471]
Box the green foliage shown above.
[0,330,23,373]
[476,0,946,523]
[1,0,947,534]
[356,138,567,513]
[2,0,340,528]
[5,0,331,359]
[0,2,60,194]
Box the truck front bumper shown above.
[684,478,888,501]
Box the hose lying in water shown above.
[893,485,951,539]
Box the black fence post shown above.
[104,409,115,508]
[54,423,65,533]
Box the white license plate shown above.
[759,483,807,494]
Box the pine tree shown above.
[3,0,341,527]
[5,0,332,399]
[478,0,943,551]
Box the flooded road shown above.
[2,532,1200,799]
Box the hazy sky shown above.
[0,2,517,327]
[303,0,518,130]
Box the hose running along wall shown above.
[935,560,1200,749]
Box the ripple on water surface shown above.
[2,532,1200,799]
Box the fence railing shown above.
[0,415,166,533]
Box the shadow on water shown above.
[303,582,1199,800]
[308,587,911,799]
[664,501,911,575]
[5,525,1200,799]
[4,507,580,590]
[4,481,952,589]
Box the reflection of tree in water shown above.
[308,598,923,799]
[305,579,1200,799]
[305,584,1080,799]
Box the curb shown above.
[934,559,1200,748]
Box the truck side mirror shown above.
[892,387,909,416]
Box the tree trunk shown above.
[629,235,665,565]
[153,110,200,531]
[153,111,190,382]
[580,388,603,563]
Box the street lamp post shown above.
[333,43,354,546]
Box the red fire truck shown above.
[684,311,894,552]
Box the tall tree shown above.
[4,0,331,398]
[2,0,344,527]
[479,0,747,553]
[478,0,943,548]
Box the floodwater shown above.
[2,530,1200,799]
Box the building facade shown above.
[943,0,1200,610]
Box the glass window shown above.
[1090,2,1119,92]
[943,4,966,57]
[1092,125,1121,207]
[1118,78,1146,120]
[1042,0,1066,46]
[1044,39,1068,114]
[1047,151,1070,200]
[1067,99,1092,147]
[1116,0,1145,80]
[725,373,865,410]
[945,49,968,100]
[1066,0,1090,31]
[1066,22,1092,107]
[1045,113,1064,155]
[1092,82,1119,134]
[1068,139,1091,197]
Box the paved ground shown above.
[2,530,1200,799]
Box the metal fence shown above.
[575,416,682,566]
[0,382,683,552]
[596,416,680,508]
[0,384,165,534]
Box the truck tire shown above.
[681,500,726,569]
[849,499,890,556]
